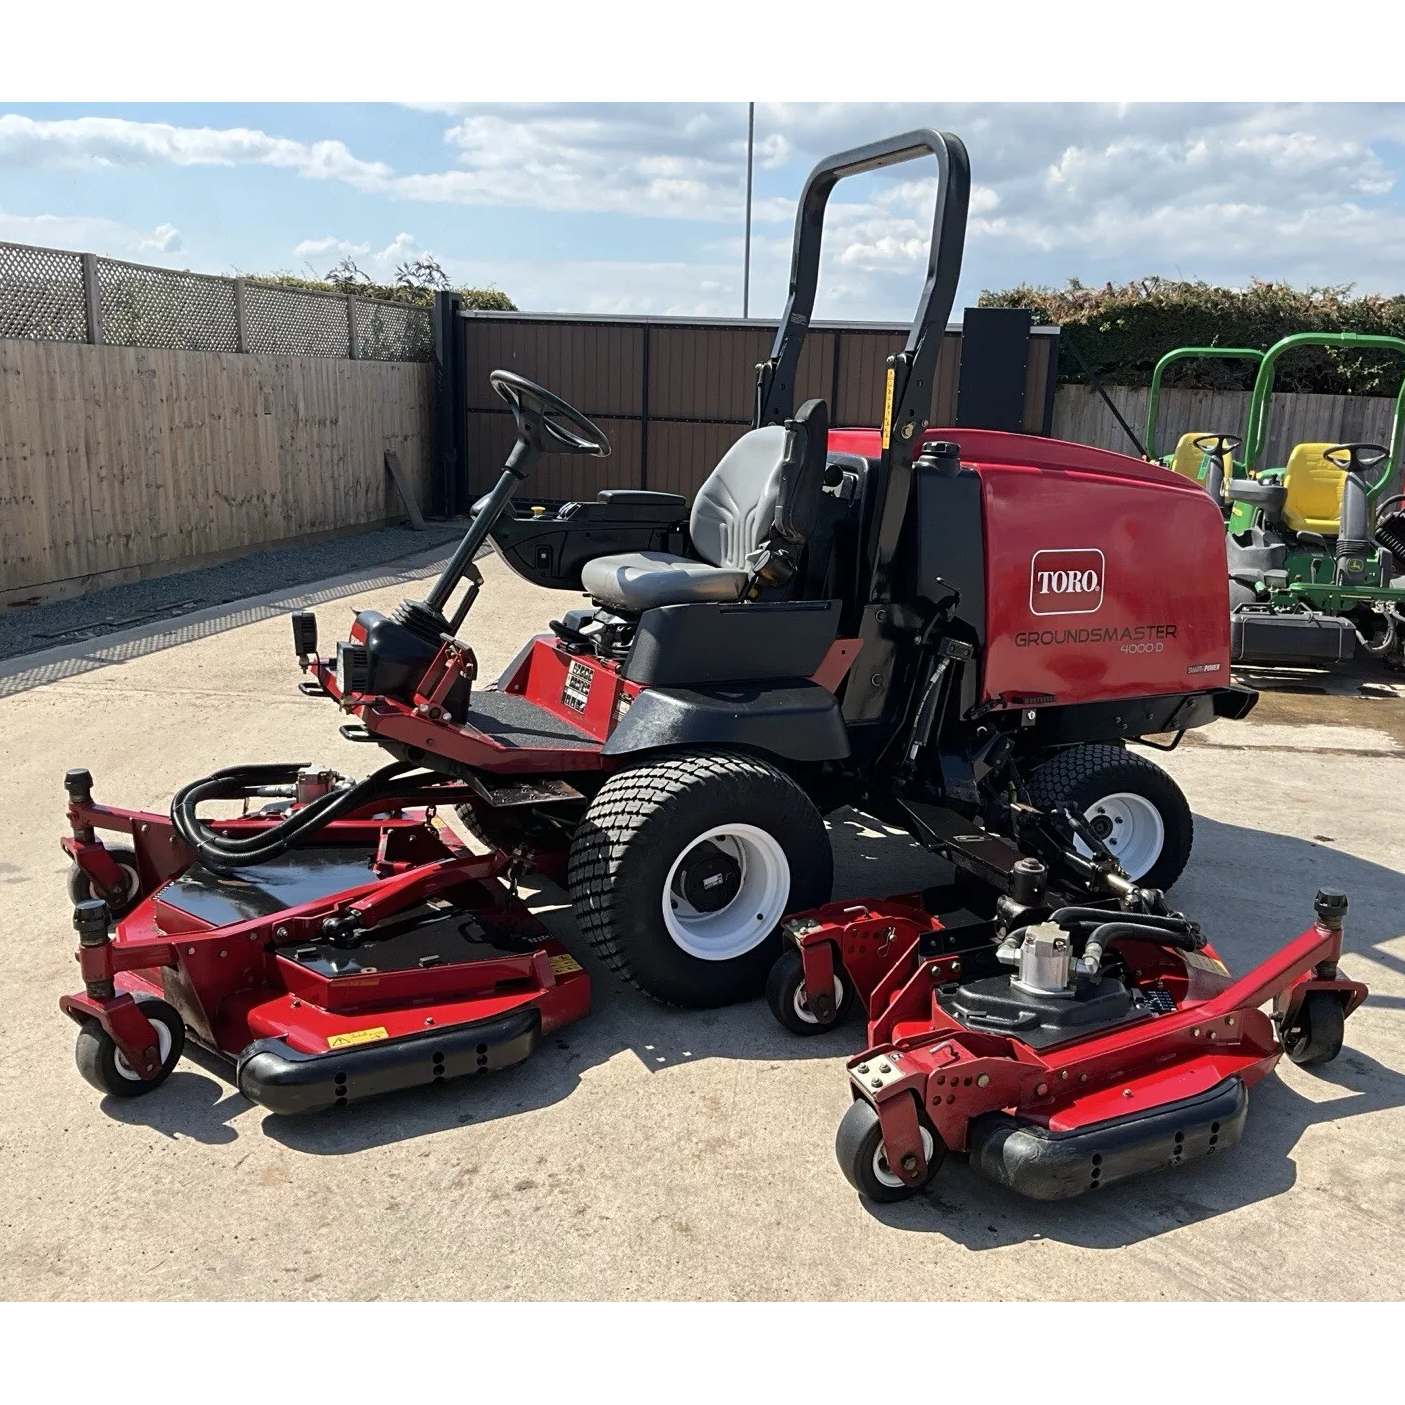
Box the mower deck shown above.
[774,884,1367,1202]
[58,775,589,1114]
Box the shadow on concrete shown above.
[102,809,1403,1233]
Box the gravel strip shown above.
[0,521,467,663]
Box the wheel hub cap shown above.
[677,842,742,913]
[663,824,791,962]
[1077,791,1165,881]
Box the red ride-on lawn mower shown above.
[60,129,1276,1118]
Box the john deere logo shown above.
[1030,548,1105,616]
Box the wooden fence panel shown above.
[0,338,432,603]
[458,315,1059,505]
[1054,383,1398,469]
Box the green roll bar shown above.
[1144,346,1264,462]
[1244,332,1405,499]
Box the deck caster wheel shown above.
[67,846,141,918]
[74,996,185,1098]
[1283,990,1346,1068]
[765,946,853,1035]
[835,1097,945,1203]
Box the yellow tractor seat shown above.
[1168,432,1231,486]
[1281,442,1344,536]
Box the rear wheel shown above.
[1026,743,1193,889]
[568,751,832,1007]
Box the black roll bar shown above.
[754,128,971,444]
[752,130,971,725]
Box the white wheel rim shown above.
[113,1016,172,1082]
[1077,792,1165,881]
[873,1126,936,1189]
[792,975,845,1026]
[662,824,790,961]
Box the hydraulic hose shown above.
[1080,920,1205,976]
[171,760,420,874]
[1050,906,1200,939]
[1355,611,1396,656]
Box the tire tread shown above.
[568,750,823,1003]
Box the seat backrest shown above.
[1169,432,1228,486]
[1281,442,1344,535]
[690,426,788,569]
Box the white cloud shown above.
[292,235,371,263]
[0,205,190,264]
[0,114,391,189]
[4,102,1404,318]
[138,222,181,253]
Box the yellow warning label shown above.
[550,953,584,976]
[880,367,895,449]
[1183,951,1230,976]
[326,1025,389,1049]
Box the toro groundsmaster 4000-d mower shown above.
[59,130,1364,1204]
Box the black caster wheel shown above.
[74,996,185,1098]
[764,946,854,1036]
[67,846,141,918]
[1283,990,1346,1068]
[835,1097,945,1203]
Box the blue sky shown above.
[3,102,1404,321]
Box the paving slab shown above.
[2,554,1401,1301]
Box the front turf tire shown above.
[1026,742,1193,890]
[568,751,833,1008]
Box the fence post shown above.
[81,252,103,345]
[234,278,248,353]
[639,322,651,490]
[347,294,359,359]
[431,291,464,518]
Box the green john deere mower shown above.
[1147,332,1405,668]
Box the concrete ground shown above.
[2,551,1402,1301]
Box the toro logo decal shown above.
[1029,548,1104,616]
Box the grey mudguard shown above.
[602,680,850,762]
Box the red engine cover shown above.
[828,427,1231,706]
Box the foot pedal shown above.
[468,774,585,809]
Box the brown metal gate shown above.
[453,311,1058,505]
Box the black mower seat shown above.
[580,425,789,612]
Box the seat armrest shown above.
[1224,480,1285,507]
[596,490,688,507]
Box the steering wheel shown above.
[1323,443,1389,476]
[490,369,611,458]
[1192,433,1242,458]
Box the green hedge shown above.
[249,254,515,312]
[979,278,1405,396]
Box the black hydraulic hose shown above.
[1087,920,1204,953]
[1050,906,1198,938]
[171,760,419,873]
[1081,920,1205,976]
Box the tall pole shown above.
[742,101,755,320]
